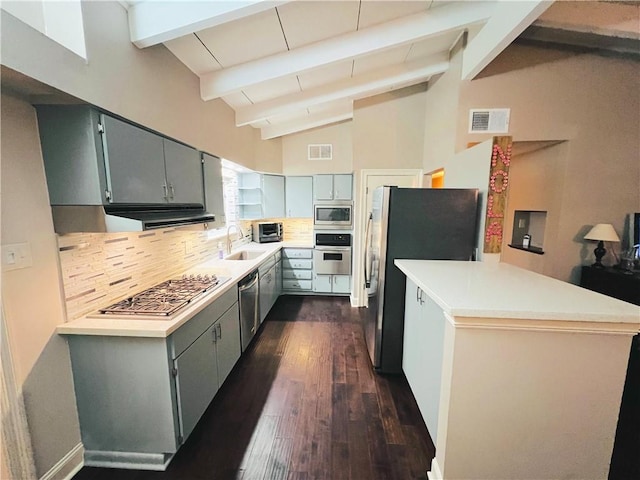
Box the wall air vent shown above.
[469,108,510,133]
[308,144,333,161]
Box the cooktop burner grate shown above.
[99,274,228,316]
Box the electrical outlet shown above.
[2,243,33,271]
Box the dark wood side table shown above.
[580,265,640,306]
[580,266,640,479]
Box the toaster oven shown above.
[252,222,283,243]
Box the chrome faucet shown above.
[226,224,245,255]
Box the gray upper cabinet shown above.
[202,153,226,229]
[101,114,167,204]
[163,139,204,205]
[35,105,204,206]
[262,174,285,218]
[333,174,353,200]
[313,174,352,201]
[285,176,313,217]
[313,174,334,202]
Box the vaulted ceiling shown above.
[122,1,638,140]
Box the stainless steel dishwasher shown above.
[238,270,259,352]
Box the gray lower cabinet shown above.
[65,286,240,471]
[313,274,351,294]
[275,251,283,297]
[258,253,281,324]
[282,248,313,292]
[402,278,446,446]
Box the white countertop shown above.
[56,241,311,338]
[395,260,640,329]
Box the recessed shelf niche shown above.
[509,210,547,255]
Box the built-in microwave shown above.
[252,222,283,243]
[314,203,353,229]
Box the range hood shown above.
[51,204,216,234]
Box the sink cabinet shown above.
[35,105,204,207]
[258,254,280,324]
[65,285,240,470]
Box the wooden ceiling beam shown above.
[260,102,353,139]
[128,1,289,48]
[236,54,450,126]
[200,1,493,100]
[462,0,553,80]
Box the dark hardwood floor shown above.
[73,295,435,480]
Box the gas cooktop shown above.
[98,274,229,317]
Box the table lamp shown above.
[584,224,620,268]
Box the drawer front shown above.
[283,259,312,270]
[283,269,312,280]
[283,248,312,259]
[283,279,313,291]
[170,285,238,358]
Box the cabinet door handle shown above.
[212,326,218,343]
[416,286,421,303]
[169,183,175,199]
[163,183,169,200]
[217,323,222,340]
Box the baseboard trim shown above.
[427,457,443,480]
[39,443,83,480]
[84,450,172,471]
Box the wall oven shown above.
[314,203,352,229]
[314,233,352,275]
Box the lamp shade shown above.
[584,223,620,242]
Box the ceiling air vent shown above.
[469,108,510,133]
[308,144,332,161]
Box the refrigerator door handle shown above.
[364,212,373,288]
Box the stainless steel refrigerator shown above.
[363,186,478,374]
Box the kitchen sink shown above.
[225,250,265,261]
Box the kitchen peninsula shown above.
[395,260,640,480]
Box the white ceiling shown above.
[122,1,553,139]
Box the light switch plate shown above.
[2,243,33,271]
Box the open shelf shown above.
[511,210,547,253]
[508,244,545,255]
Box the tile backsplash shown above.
[58,229,222,321]
[57,218,313,321]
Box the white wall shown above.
[282,121,353,175]
[0,3,281,170]
[423,41,463,173]
[0,3,282,476]
[443,140,493,261]
[457,44,640,282]
[1,93,82,477]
